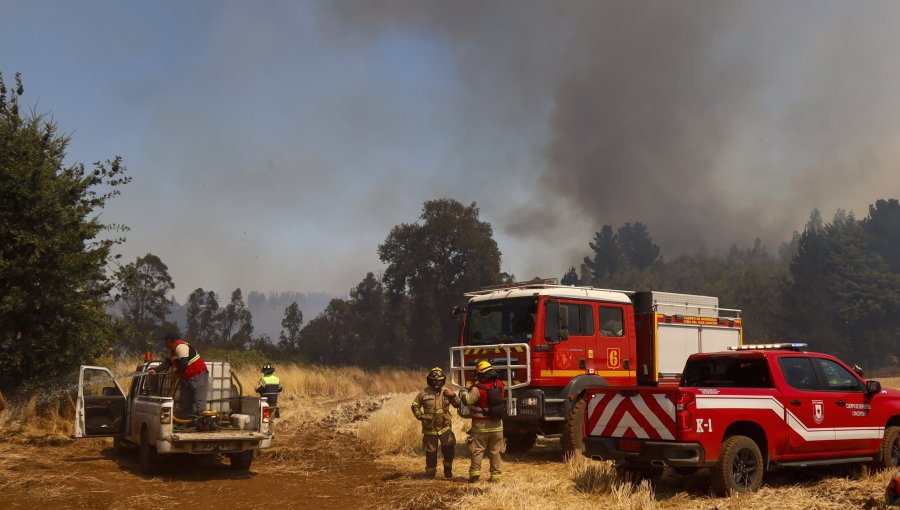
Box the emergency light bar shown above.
[728,343,808,351]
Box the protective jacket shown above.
[256,374,282,406]
[411,386,459,436]
[460,378,504,434]
[168,339,207,380]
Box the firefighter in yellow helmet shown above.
[411,367,460,478]
[459,360,506,483]
[255,362,282,418]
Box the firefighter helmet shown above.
[427,367,446,389]
[475,360,495,381]
[262,362,275,375]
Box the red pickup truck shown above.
[582,344,900,495]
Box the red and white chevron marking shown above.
[586,392,676,440]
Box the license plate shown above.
[195,441,237,453]
[619,439,642,453]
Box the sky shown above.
[3,1,900,302]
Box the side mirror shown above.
[450,306,464,319]
[866,380,881,395]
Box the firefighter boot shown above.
[442,445,454,479]
[425,451,438,477]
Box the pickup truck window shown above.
[682,357,772,388]
[779,357,820,390]
[815,358,864,392]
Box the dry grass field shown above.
[355,376,900,510]
[1,364,899,509]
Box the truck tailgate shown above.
[584,387,679,440]
[171,431,269,442]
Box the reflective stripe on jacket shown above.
[169,339,207,380]
[256,374,282,404]
[411,386,459,435]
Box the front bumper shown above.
[583,437,710,468]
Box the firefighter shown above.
[411,367,460,479]
[459,360,505,483]
[256,362,283,418]
[148,333,209,419]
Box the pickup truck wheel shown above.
[561,397,586,458]
[504,432,537,455]
[711,435,763,496]
[113,436,128,456]
[138,428,164,475]
[876,425,900,469]
[229,450,254,470]
[615,465,663,484]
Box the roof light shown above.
[728,343,808,351]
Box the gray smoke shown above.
[324,0,900,261]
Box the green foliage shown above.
[782,207,900,367]
[0,72,130,395]
[561,266,579,286]
[200,347,270,371]
[378,199,501,366]
[221,288,253,349]
[113,253,175,353]
[278,301,304,353]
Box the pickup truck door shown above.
[777,357,835,455]
[812,358,881,453]
[75,366,127,438]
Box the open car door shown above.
[75,365,127,438]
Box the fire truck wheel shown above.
[504,432,537,455]
[876,425,900,470]
[561,397,586,457]
[138,427,164,475]
[711,435,763,496]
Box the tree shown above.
[617,222,660,270]
[0,73,131,395]
[185,288,221,346]
[378,199,501,366]
[278,301,303,353]
[561,267,579,286]
[583,225,622,286]
[113,253,175,353]
[220,288,253,349]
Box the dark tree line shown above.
[293,199,502,367]
[575,202,900,371]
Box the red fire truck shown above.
[448,279,742,454]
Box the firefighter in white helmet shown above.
[411,367,460,478]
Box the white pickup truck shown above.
[74,361,273,474]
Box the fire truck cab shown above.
[449,279,742,454]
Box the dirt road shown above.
[1,397,468,510]
[3,394,894,510]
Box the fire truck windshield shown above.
[465,298,537,345]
